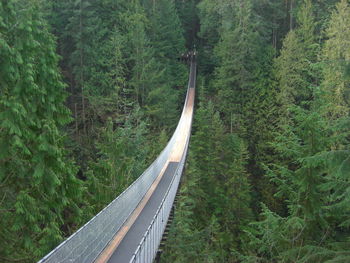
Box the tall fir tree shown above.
[85,108,149,217]
[141,0,187,128]
[0,0,83,260]
[242,1,350,262]
[163,95,253,262]
[214,0,260,133]
[321,0,350,119]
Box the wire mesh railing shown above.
[38,114,183,263]
[38,56,196,263]
[129,59,196,263]
[129,127,190,263]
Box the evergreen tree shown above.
[175,0,200,48]
[196,0,223,77]
[214,0,260,132]
[0,0,83,260]
[242,95,349,263]
[163,96,253,261]
[251,0,288,50]
[243,1,350,262]
[160,162,209,262]
[275,0,317,114]
[141,0,187,128]
[85,109,149,216]
[3,0,350,261]
[243,47,281,212]
[321,0,350,119]
[275,30,307,110]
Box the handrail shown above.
[130,57,196,263]
[38,54,196,263]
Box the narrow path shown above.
[94,58,196,263]
[107,162,179,263]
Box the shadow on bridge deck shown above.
[106,162,179,262]
[95,57,196,263]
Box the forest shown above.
[0,0,350,262]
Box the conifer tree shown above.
[160,163,208,262]
[214,0,260,132]
[196,0,223,76]
[275,0,317,114]
[312,2,350,260]
[141,0,186,128]
[0,0,83,260]
[322,0,350,119]
[251,0,288,50]
[221,134,253,250]
[275,30,306,110]
[243,95,349,263]
[243,1,350,261]
[175,0,200,48]
[243,47,281,211]
[85,109,149,215]
[163,96,253,261]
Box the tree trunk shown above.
[80,0,86,135]
[290,0,294,30]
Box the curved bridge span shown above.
[38,56,196,263]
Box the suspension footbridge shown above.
[38,54,196,263]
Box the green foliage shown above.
[85,108,149,216]
[275,30,308,108]
[3,0,350,262]
[214,0,261,131]
[1,0,187,260]
[162,97,253,262]
[251,0,288,48]
[47,0,186,150]
[196,0,222,76]
[242,1,350,262]
[321,0,350,119]
[175,0,200,49]
[243,94,350,262]
[275,0,318,114]
[0,0,83,261]
[168,1,350,262]
[141,0,187,128]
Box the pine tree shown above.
[160,163,209,262]
[141,0,187,128]
[214,0,261,132]
[162,94,253,261]
[0,0,83,260]
[196,0,223,77]
[275,30,307,110]
[275,0,317,114]
[321,0,350,119]
[190,101,226,211]
[175,0,200,48]
[221,134,253,250]
[85,108,149,216]
[125,0,154,106]
[251,0,289,50]
[243,2,350,261]
[242,98,334,262]
[243,46,281,212]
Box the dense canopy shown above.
[1,0,350,262]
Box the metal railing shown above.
[129,59,196,263]
[38,57,196,263]
[38,124,182,263]
[129,124,191,263]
